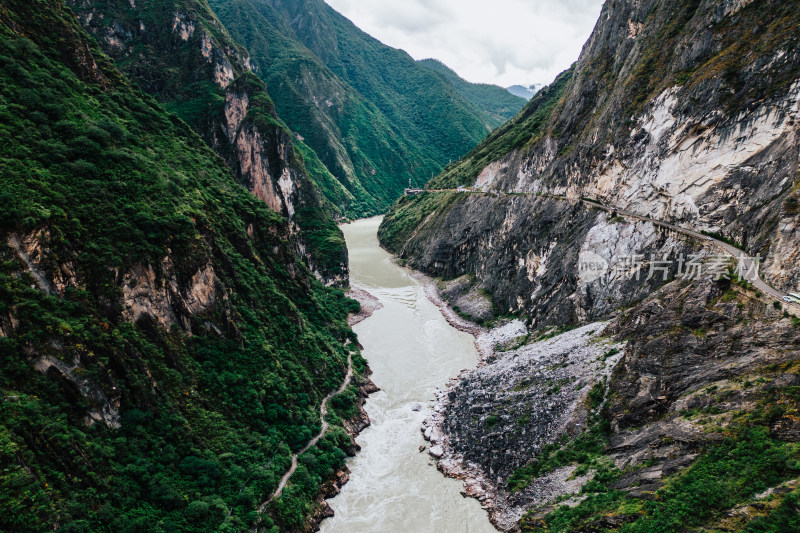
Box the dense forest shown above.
[417,59,527,129]
[0,0,365,530]
[64,0,349,283]
[209,0,521,217]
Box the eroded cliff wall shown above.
[382,1,800,530]
[382,0,800,312]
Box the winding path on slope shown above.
[415,188,797,309]
[582,199,787,301]
[252,353,354,525]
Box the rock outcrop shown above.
[425,274,800,530]
[388,194,699,329]
[424,322,624,530]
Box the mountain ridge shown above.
[417,58,527,128]
[210,0,499,217]
[506,83,543,100]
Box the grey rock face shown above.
[399,195,698,330]
[442,324,622,484]
[383,1,800,529]
[424,321,623,529]
[605,280,800,433]
[383,0,800,319]
[429,277,800,529]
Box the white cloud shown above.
[325,0,604,87]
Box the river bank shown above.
[298,288,382,532]
[316,218,619,531]
[347,288,383,327]
[416,277,624,531]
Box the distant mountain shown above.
[506,84,544,100]
[418,59,526,129]
[209,0,496,217]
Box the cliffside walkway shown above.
[251,353,354,529]
[415,188,797,311]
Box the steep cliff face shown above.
[67,0,348,284]
[431,279,800,531]
[381,1,800,531]
[386,193,702,329]
[383,0,800,321]
[0,1,364,530]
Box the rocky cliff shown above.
[67,0,348,284]
[426,276,800,531]
[382,0,800,530]
[383,0,800,303]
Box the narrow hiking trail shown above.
[252,353,354,525]
[411,189,798,311]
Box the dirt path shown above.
[253,354,354,522]
[416,189,797,313]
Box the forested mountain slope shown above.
[208,0,499,217]
[66,0,348,284]
[418,58,527,129]
[0,0,364,530]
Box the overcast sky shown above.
[324,0,604,88]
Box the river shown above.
[319,217,497,533]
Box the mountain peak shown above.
[505,83,544,100]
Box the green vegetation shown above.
[328,385,360,422]
[533,324,578,343]
[65,0,250,138]
[507,418,612,493]
[587,381,606,410]
[293,139,357,217]
[0,2,360,530]
[525,428,800,533]
[66,0,348,280]
[701,230,746,251]
[495,334,531,352]
[742,490,800,532]
[418,58,526,128]
[486,415,501,428]
[378,191,462,253]
[208,0,496,218]
[519,377,800,532]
